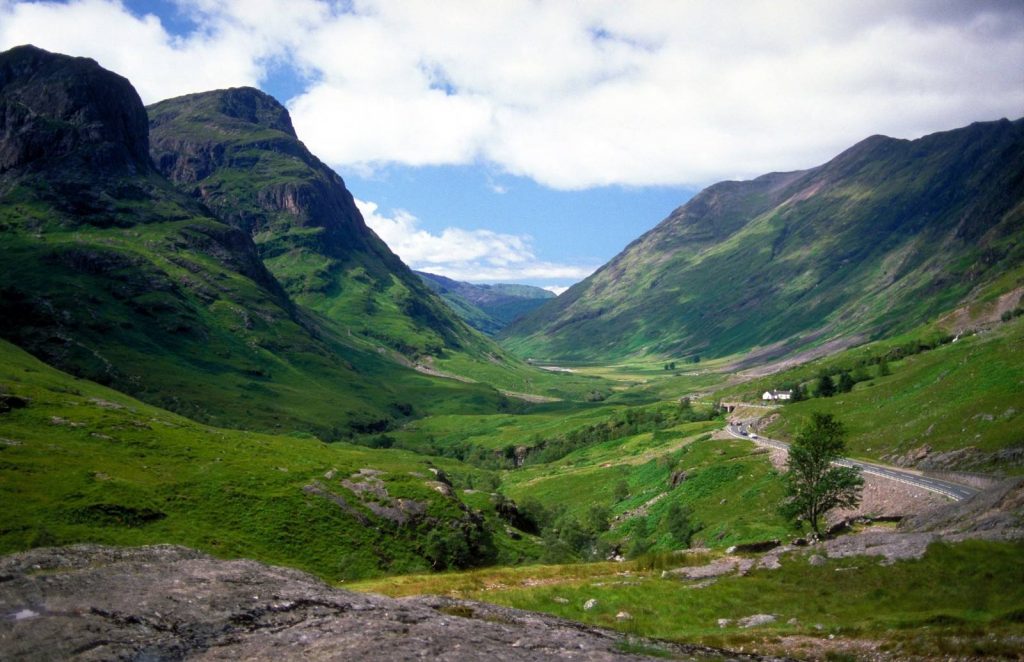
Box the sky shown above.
[2,1,1022,292]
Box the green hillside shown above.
[0,338,542,580]
[0,46,524,437]
[502,119,1024,363]
[717,315,1024,473]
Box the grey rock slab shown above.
[0,545,792,661]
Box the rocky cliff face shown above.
[0,44,149,176]
[148,87,479,357]
[0,545,778,661]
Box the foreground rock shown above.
[0,545,785,661]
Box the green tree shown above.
[837,371,855,393]
[614,480,630,501]
[815,373,836,398]
[665,501,695,547]
[424,527,471,570]
[627,517,652,558]
[781,413,863,537]
[584,504,611,533]
[877,356,891,377]
[789,383,807,402]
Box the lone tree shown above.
[781,413,863,537]
[815,373,836,398]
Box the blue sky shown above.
[2,0,1022,291]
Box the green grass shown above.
[0,339,540,580]
[503,425,790,550]
[353,539,1024,659]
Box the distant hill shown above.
[502,119,1024,363]
[416,271,554,335]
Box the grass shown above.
[0,338,540,581]
[352,539,1024,659]
[502,424,791,550]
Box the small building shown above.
[762,389,792,401]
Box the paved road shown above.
[725,424,980,501]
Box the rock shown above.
[425,480,455,498]
[717,618,732,628]
[0,45,151,174]
[616,611,632,621]
[787,618,799,626]
[665,557,754,580]
[808,554,827,566]
[428,467,453,486]
[738,614,776,628]
[0,545,766,661]
[552,597,569,604]
[0,394,29,413]
[900,477,1024,538]
[669,470,687,487]
[583,598,599,611]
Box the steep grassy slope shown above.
[416,271,554,335]
[0,338,539,579]
[503,119,1024,362]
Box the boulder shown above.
[738,614,776,628]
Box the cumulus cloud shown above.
[0,0,268,102]
[1,0,1021,187]
[356,199,595,283]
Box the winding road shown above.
[725,423,979,501]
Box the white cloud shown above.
[355,199,595,283]
[2,0,1021,187]
[0,0,269,103]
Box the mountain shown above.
[415,271,554,335]
[501,119,1024,363]
[0,45,506,437]
[147,88,485,359]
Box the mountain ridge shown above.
[501,118,1024,363]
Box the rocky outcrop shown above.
[147,86,471,354]
[0,44,150,175]
[148,87,382,260]
[0,545,784,661]
[900,477,1024,536]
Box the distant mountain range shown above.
[502,118,1024,362]
[0,45,516,437]
[415,271,554,335]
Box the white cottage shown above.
[762,389,792,401]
